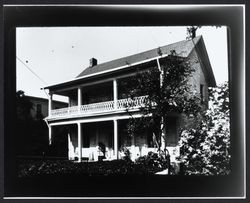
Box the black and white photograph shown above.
[2,4,245,199]
[16,26,229,176]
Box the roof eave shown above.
[42,53,173,91]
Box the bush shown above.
[120,147,131,161]
[18,158,168,178]
[177,82,230,175]
[135,151,170,174]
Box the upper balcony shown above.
[46,71,154,121]
[48,95,147,120]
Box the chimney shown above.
[89,58,97,67]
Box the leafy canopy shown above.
[178,82,230,175]
[120,53,202,149]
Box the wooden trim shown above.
[48,113,147,126]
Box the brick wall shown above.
[186,49,209,104]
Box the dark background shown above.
[1,0,247,200]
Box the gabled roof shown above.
[77,36,202,78]
[44,35,216,91]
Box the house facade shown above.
[27,95,68,120]
[44,36,216,163]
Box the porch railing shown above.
[49,95,148,119]
[80,100,115,114]
[117,96,147,109]
[50,106,79,117]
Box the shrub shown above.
[18,152,181,177]
[120,147,131,161]
[177,82,230,175]
[135,151,170,174]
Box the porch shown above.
[46,74,151,121]
[49,118,180,163]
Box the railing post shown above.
[113,79,118,109]
[48,93,53,116]
[78,87,82,114]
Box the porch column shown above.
[48,93,53,116]
[48,125,52,145]
[113,79,118,109]
[113,119,118,159]
[77,123,82,162]
[78,87,82,113]
[68,97,70,107]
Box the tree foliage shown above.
[178,82,230,175]
[186,26,200,40]
[120,53,202,153]
[16,90,34,121]
[186,26,221,40]
[16,90,48,156]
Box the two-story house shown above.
[44,36,216,163]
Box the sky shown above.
[16,26,228,102]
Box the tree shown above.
[186,26,200,39]
[16,90,49,156]
[178,82,230,175]
[16,90,33,121]
[120,52,202,161]
[16,90,34,155]
[186,26,221,40]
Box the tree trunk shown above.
[161,117,171,175]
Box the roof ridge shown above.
[110,36,201,62]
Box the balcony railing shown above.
[49,95,148,119]
[80,100,115,113]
